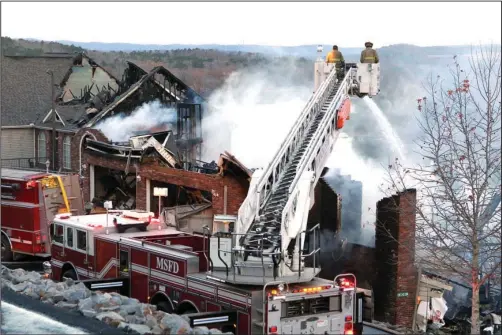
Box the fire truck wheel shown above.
[1,235,13,262]
[62,269,78,280]
[156,301,173,314]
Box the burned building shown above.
[2,52,207,173]
[76,126,250,234]
[82,62,206,167]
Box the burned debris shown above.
[85,131,182,169]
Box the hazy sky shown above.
[2,2,501,47]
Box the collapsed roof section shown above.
[217,151,252,180]
[84,130,251,180]
[85,130,183,169]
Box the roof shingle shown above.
[1,54,74,126]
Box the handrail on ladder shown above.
[288,68,354,195]
[253,66,341,212]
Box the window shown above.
[76,230,87,251]
[66,227,74,248]
[63,136,71,170]
[38,132,46,163]
[51,224,64,244]
[119,249,129,275]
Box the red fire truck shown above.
[1,168,84,262]
[47,210,364,334]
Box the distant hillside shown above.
[54,39,483,60]
[55,40,362,58]
[1,36,85,56]
[1,36,313,97]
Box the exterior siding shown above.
[1,128,35,159]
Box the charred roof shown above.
[2,52,206,135]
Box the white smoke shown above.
[95,100,176,142]
[202,61,312,167]
[325,133,387,247]
[200,50,477,249]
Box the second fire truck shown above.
[47,49,380,334]
[1,168,84,261]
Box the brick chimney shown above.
[374,189,417,328]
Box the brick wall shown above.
[79,146,248,215]
[395,189,417,327]
[70,128,108,173]
[374,189,417,328]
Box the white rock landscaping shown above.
[1,266,232,335]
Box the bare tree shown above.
[385,45,501,334]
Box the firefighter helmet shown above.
[365,41,373,48]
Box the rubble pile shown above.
[1,266,231,335]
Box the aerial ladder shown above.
[209,45,381,285]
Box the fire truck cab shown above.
[47,211,362,334]
[1,168,84,261]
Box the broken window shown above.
[51,223,64,244]
[38,132,46,163]
[63,136,71,169]
[76,229,87,251]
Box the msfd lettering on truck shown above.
[156,256,179,274]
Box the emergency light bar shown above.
[334,273,356,291]
[269,284,334,296]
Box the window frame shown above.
[65,226,74,249]
[51,223,64,245]
[63,135,71,170]
[119,249,130,276]
[38,132,46,164]
[76,229,87,252]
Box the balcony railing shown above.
[1,157,74,174]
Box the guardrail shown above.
[213,224,321,282]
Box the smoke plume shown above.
[95,100,176,142]
[202,58,313,167]
[201,50,477,248]
[322,53,476,246]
